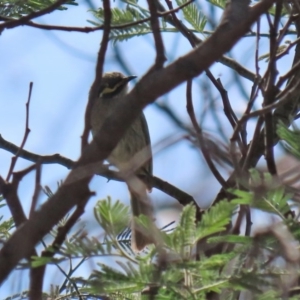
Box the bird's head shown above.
[98,72,137,99]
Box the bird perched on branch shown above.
[90,71,153,251]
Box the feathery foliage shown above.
[206,0,226,10]
[231,170,291,217]
[90,4,153,44]
[4,191,300,298]
[277,121,300,160]
[176,0,207,33]
[90,0,207,43]
[78,200,298,299]
[0,198,13,240]
[0,0,77,18]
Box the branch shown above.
[6,82,33,181]
[81,0,111,150]
[157,0,258,82]
[0,168,42,299]
[262,2,283,175]
[215,4,300,210]
[0,134,198,208]
[186,80,228,189]
[31,198,88,300]
[0,134,74,168]
[231,84,298,141]
[147,0,166,67]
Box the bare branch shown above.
[0,134,199,209]
[186,79,228,189]
[6,82,33,181]
[147,0,166,67]
[31,197,89,300]
[81,0,111,151]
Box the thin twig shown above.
[0,134,74,168]
[212,2,300,222]
[147,0,166,67]
[239,79,260,147]
[155,102,233,167]
[276,36,300,60]
[263,1,283,175]
[244,205,252,236]
[231,86,293,141]
[158,0,259,83]
[32,200,88,300]
[165,0,243,155]
[276,11,297,47]
[210,77,245,154]
[81,0,111,151]
[255,18,261,77]
[276,58,300,89]
[213,78,238,127]
[241,117,264,171]
[164,0,197,47]
[186,79,228,188]
[0,134,199,209]
[165,0,245,157]
[59,257,87,293]
[232,205,251,236]
[6,82,33,181]
[29,162,42,219]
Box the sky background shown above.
[0,0,297,297]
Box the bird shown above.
[90,71,153,251]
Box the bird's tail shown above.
[130,187,154,251]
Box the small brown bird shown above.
[90,72,153,250]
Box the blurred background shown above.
[0,0,297,297]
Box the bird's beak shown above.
[124,75,137,83]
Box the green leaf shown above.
[256,290,280,300]
[231,189,253,206]
[196,200,235,241]
[110,28,152,43]
[206,0,227,10]
[0,217,14,240]
[267,4,288,16]
[277,121,300,159]
[176,1,207,32]
[61,235,107,257]
[31,256,53,267]
[208,234,252,245]
[259,45,289,62]
[94,197,130,236]
[231,170,291,218]
[198,252,237,272]
[166,204,196,257]
[88,260,155,294]
[90,5,152,44]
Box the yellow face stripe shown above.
[100,81,124,97]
